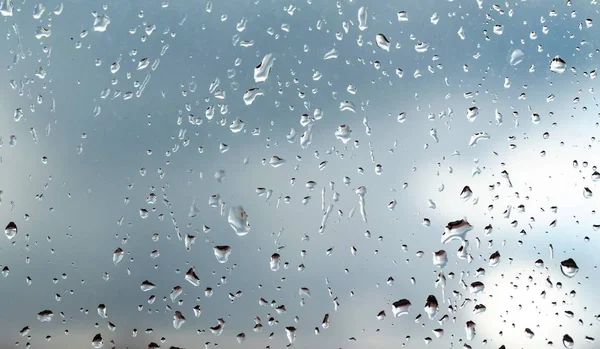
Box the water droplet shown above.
[285,326,297,344]
[525,328,535,339]
[335,125,352,144]
[170,286,183,302]
[583,187,593,198]
[357,7,368,31]
[140,280,156,292]
[424,295,439,319]
[469,281,485,294]
[37,310,54,322]
[560,258,579,278]
[93,13,111,32]
[4,221,17,239]
[392,299,411,317]
[550,56,567,73]
[397,11,408,21]
[173,311,186,329]
[489,251,501,267]
[563,334,574,348]
[509,49,524,65]
[97,304,107,318]
[254,53,275,83]
[433,250,448,268]
[465,321,476,341]
[92,333,103,348]
[460,186,473,201]
[185,267,200,286]
[469,132,490,147]
[228,206,251,236]
[243,88,263,105]
[0,0,14,16]
[270,253,281,271]
[441,219,473,244]
[375,33,390,51]
[493,24,504,35]
[113,247,124,265]
[214,245,232,263]
[269,156,286,168]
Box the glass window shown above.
[0,0,595,348]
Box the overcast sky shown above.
[0,0,599,348]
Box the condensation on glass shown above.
[0,0,597,348]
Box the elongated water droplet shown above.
[375,33,390,51]
[254,53,275,83]
[357,7,368,31]
[441,219,473,243]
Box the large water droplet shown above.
[509,49,524,66]
[228,206,251,236]
[560,258,579,278]
[375,33,390,51]
[550,56,567,73]
[213,245,232,263]
[37,310,54,322]
[4,221,17,239]
[392,299,411,317]
[441,219,473,243]
[357,7,368,31]
[254,53,275,83]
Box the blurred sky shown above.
[0,0,599,348]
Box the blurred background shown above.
[0,0,598,348]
